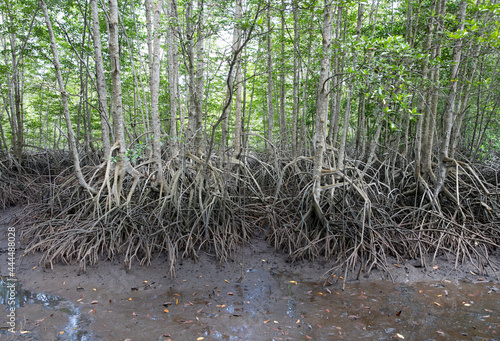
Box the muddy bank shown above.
[0,207,499,340]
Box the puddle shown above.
[0,276,92,340]
[74,268,499,340]
[0,270,499,340]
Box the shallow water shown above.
[0,276,92,340]
[1,269,499,340]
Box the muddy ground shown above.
[0,207,499,340]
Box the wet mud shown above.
[0,207,499,340]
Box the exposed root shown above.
[6,149,499,281]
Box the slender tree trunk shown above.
[291,0,299,157]
[435,0,466,197]
[195,0,205,156]
[422,0,446,182]
[41,0,95,193]
[266,6,273,151]
[166,0,179,158]
[338,4,363,168]
[185,0,196,145]
[311,0,333,211]
[149,0,165,184]
[232,0,243,159]
[145,0,154,79]
[279,0,287,152]
[300,19,315,154]
[108,0,127,156]
[451,43,482,159]
[9,32,23,164]
[90,0,111,158]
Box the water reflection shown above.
[0,276,92,340]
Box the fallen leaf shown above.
[289,281,298,285]
[164,309,169,313]
[32,266,37,270]
[325,288,332,294]
[296,319,300,324]
[273,321,278,324]
[306,336,312,339]
[263,320,270,324]
[34,318,45,325]
[325,308,330,313]
[143,280,148,284]
[227,292,234,295]
[436,330,445,336]
[173,293,180,297]
[129,298,132,301]
[60,331,65,335]
[91,300,98,305]
[433,265,439,270]
[179,320,193,323]
[196,337,205,340]
[434,302,441,306]
[396,333,405,339]
[93,288,97,291]
[20,331,31,334]
[348,315,358,319]
[162,334,171,338]
[318,292,324,295]
[470,271,477,275]
[224,279,229,283]
[394,264,401,268]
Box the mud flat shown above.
[1,207,499,340]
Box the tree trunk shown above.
[279,0,287,152]
[291,0,299,157]
[435,0,466,197]
[166,0,180,158]
[194,0,205,157]
[90,0,111,158]
[149,0,165,185]
[311,0,333,211]
[266,6,273,151]
[40,0,95,193]
[232,0,243,159]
